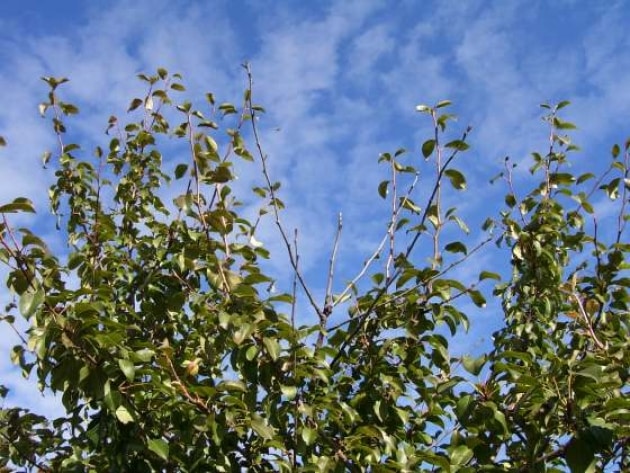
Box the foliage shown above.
[0,67,628,472]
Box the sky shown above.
[1,0,629,419]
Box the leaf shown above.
[479,271,501,281]
[445,241,467,255]
[462,355,486,375]
[450,445,473,465]
[19,287,45,317]
[127,98,143,112]
[301,427,317,446]
[251,414,275,440]
[148,438,169,461]
[445,140,469,151]
[118,359,135,382]
[281,385,297,400]
[611,144,620,158]
[449,215,470,234]
[444,169,467,190]
[400,197,421,213]
[436,100,452,109]
[575,364,603,382]
[144,96,154,111]
[553,117,577,130]
[249,235,264,248]
[469,289,486,308]
[233,323,254,345]
[378,180,389,199]
[115,406,134,424]
[0,136,6,147]
[263,337,280,361]
[218,380,247,392]
[422,139,436,158]
[566,436,596,473]
[0,197,36,214]
[134,348,154,362]
[174,163,188,179]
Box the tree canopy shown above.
[0,67,628,472]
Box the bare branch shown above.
[324,212,343,311]
[243,63,323,320]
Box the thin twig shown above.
[290,228,299,469]
[244,63,323,320]
[330,124,472,369]
[616,147,629,244]
[386,158,398,282]
[326,236,490,334]
[333,172,419,308]
[431,109,443,270]
[324,213,343,313]
[567,291,606,350]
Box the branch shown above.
[243,63,323,320]
[324,213,343,314]
[332,172,419,308]
[330,125,472,369]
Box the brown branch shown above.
[244,63,323,320]
[333,172,419,308]
[330,125,472,369]
[324,213,343,315]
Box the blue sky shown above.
[1,0,629,418]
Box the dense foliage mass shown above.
[0,68,628,472]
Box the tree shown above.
[0,66,628,472]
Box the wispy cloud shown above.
[1,0,629,417]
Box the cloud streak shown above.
[1,0,629,417]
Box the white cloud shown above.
[1,0,629,421]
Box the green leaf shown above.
[251,414,275,440]
[134,348,154,363]
[0,136,6,147]
[378,180,389,199]
[0,197,36,214]
[148,438,169,461]
[233,323,254,345]
[263,337,280,361]
[575,364,603,382]
[19,287,45,317]
[444,169,467,190]
[281,385,297,400]
[445,241,467,255]
[469,289,486,308]
[611,143,620,158]
[445,140,469,151]
[400,197,421,213]
[301,427,317,446]
[127,98,143,112]
[422,139,436,158]
[553,117,577,130]
[436,100,452,109]
[118,359,135,382]
[450,445,473,465]
[174,163,188,179]
[218,380,247,392]
[566,436,596,473]
[115,406,134,424]
[462,354,486,375]
[479,271,501,281]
